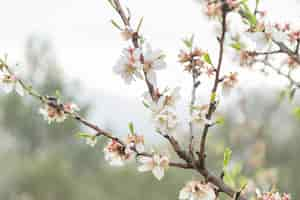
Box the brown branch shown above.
[189,68,198,156]
[272,39,300,64]
[251,50,282,56]
[199,9,227,168]
[260,59,300,88]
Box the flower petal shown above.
[138,163,153,172]
[152,166,164,180]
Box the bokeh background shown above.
[0,0,300,199]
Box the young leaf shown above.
[278,89,287,102]
[289,87,296,102]
[293,107,300,120]
[111,19,122,31]
[203,53,212,65]
[182,35,194,49]
[76,132,93,139]
[107,0,116,9]
[216,116,225,125]
[142,101,150,108]
[223,148,232,169]
[136,17,144,33]
[241,2,257,27]
[230,41,244,51]
[210,92,216,102]
[55,90,61,99]
[128,122,135,134]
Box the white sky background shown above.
[1,0,300,140]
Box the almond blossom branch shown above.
[110,0,194,170]
[1,61,191,170]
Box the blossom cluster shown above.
[102,137,170,180]
[179,181,216,200]
[39,99,79,124]
[223,4,300,69]
[113,44,166,87]
[0,63,24,96]
[204,0,239,18]
[143,87,180,133]
[178,47,215,77]
[256,190,291,200]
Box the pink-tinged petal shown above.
[152,166,164,180]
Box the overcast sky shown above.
[1,0,300,139]
[1,0,299,95]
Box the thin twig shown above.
[199,9,227,168]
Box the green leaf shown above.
[76,132,92,139]
[203,53,212,65]
[210,92,216,102]
[107,0,116,9]
[223,148,232,169]
[289,87,296,102]
[239,176,248,189]
[55,90,61,99]
[216,116,225,125]
[136,17,144,33]
[241,2,257,27]
[182,35,194,49]
[232,163,242,176]
[128,122,135,134]
[293,107,300,120]
[230,41,244,51]
[142,101,150,108]
[110,19,122,31]
[224,172,235,188]
[255,0,260,6]
[278,89,287,102]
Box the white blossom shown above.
[125,134,145,154]
[265,22,289,43]
[0,69,24,96]
[143,44,166,86]
[154,108,178,133]
[164,87,181,108]
[138,154,169,180]
[39,104,66,124]
[227,12,248,39]
[143,91,165,114]
[103,140,130,166]
[222,72,238,97]
[113,47,143,84]
[190,105,210,126]
[179,181,216,200]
